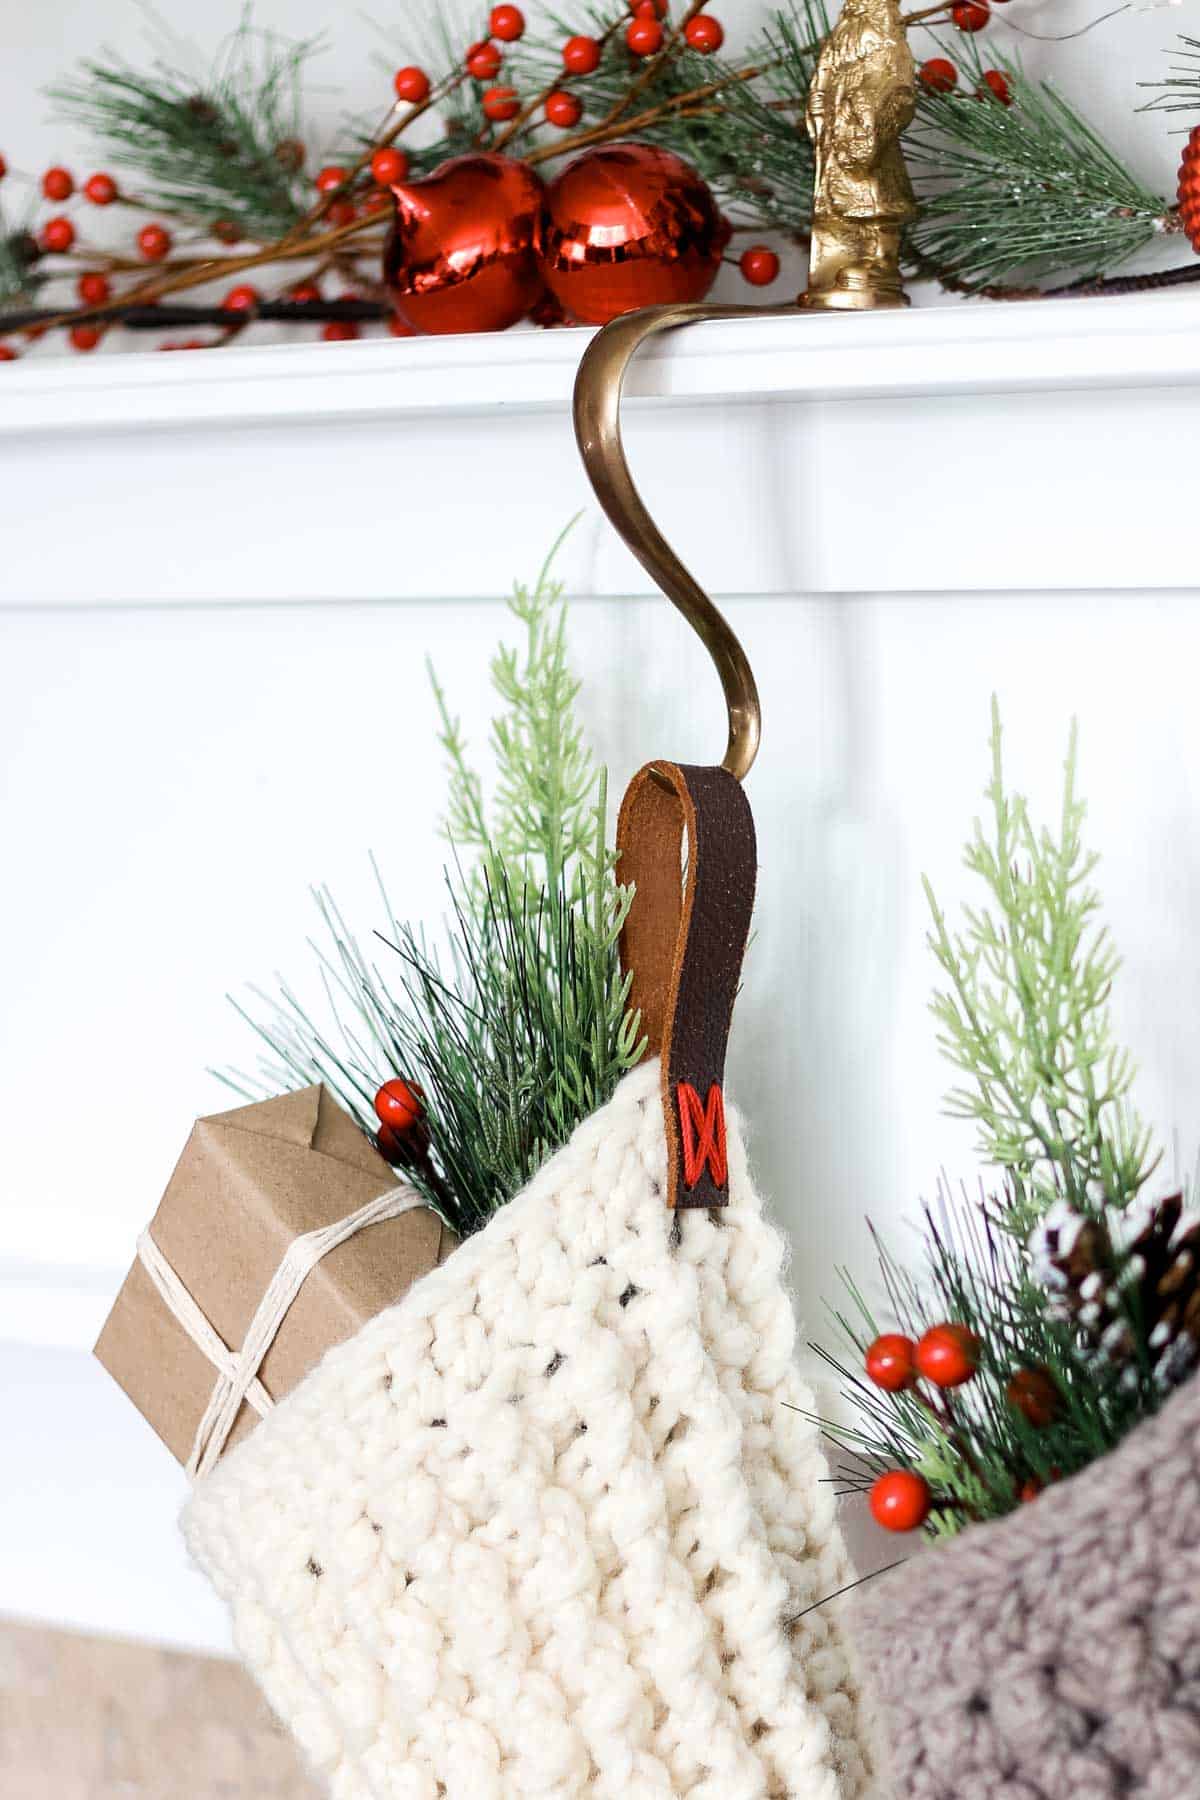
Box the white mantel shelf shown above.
[2,290,1199,603]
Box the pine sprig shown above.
[908,45,1172,292]
[50,21,317,241]
[1139,35,1200,119]
[924,699,1157,1233]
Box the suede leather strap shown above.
[616,763,757,1209]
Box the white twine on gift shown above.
[137,1184,429,1481]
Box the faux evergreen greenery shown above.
[223,537,642,1235]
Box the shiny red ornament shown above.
[383,152,545,335]
[1006,1367,1059,1428]
[626,15,664,55]
[0,344,18,361]
[545,90,583,128]
[684,13,724,52]
[371,146,410,187]
[374,1078,426,1132]
[915,1323,980,1389]
[322,320,361,341]
[1178,124,1200,254]
[865,1333,917,1393]
[952,0,990,28]
[40,216,75,253]
[562,33,601,74]
[316,165,349,194]
[482,84,521,121]
[978,69,1011,104]
[870,1470,931,1533]
[394,65,432,104]
[137,222,171,260]
[69,324,102,352]
[537,142,728,326]
[467,40,503,80]
[920,57,957,91]
[739,244,780,286]
[42,166,74,201]
[83,171,118,205]
[223,283,260,312]
[77,271,110,305]
[490,4,526,41]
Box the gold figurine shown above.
[803,0,917,311]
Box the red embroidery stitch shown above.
[677,1081,728,1189]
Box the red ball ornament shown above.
[394,66,432,105]
[952,0,990,28]
[684,13,724,52]
[920,58,958,92]
[545,90,583,128]
[915,1323,980,1389]
[84,172,118,205]
[374,1078,426,1132]
[69,324,102,352]
[383,151,545,335]
[1006,1367,1059,1428]
[467,40,503,80]
[626,15,664,55]
[223,283,260,312]
[77,271,111,305]
[739,244,780,287]
[482,85,521,121]
[42,166,74,201]
[865,1333,917,1393]
[316,165,349,195]
[562,34,601,74]
[490,4,526,41]
[371,146,410,187]
[978,69,1011,105]
[537,142,728,325]
[870,1470,931,1533]
[322,320,361,341]
[1178,124,1200,254]
[39,216,75,253]
[137,222,171,260]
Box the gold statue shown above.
[803,0,917,310]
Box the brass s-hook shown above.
[573,300,785,784]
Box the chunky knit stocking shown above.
[183,1061,880,1798]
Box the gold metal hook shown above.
[574,301,797,784]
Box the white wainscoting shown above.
[4,295,1200,1651]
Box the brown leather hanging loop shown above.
[617,762,757,1209]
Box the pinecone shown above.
[1030,1193,1200,1391]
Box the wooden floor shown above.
[0,1615,323,1799]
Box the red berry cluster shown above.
[373,1077,428,1164]
[864,1323,981,1532]
[920,56,1012,105]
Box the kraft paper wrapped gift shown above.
[95,1084,457,1469]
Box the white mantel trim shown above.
[3,290,1200,435]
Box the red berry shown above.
[77,271,111,305]
[467,39,503,79]
[212,219,241,245]
[39,216,75,253]
[69,324,102,352]
[327,199,357,227]
[289,280,321,303]
[684,13,724,52]
[870,1470,931,1533]
[375,1122,409,1165]
[137,222,171,260]
[562,34,601,74]
[978,69,1011,104]
[920,58,958,92]
[374,1078,426,1132]
[0,155,7,181]
[490,4,525,40]
[42,166,74,201]
[223,283,260,312]
[371,146,410,186]
[394,65,432,104]
[952,0,990,28]
[626,15,664,55]
[322,320,361,341]
[0,345,18,361]
[388,313,417,337]
[865,1333,917,1393]
[545,90,583,128]
[1018,1477,1043,1503]
[630,0,668,14]
[83,172,118,205]
[915,1323,980,1389]
[739,245,780,287]
[315,165,348,194]
[482,84,521,121]
[1006,1367,1059,1428]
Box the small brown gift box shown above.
[95,1084,457,1468]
